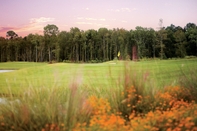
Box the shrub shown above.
[73,87,197,131]
[129,102,197,131]
[116,62,155,121]
[113,57,118,61]
[74,96,127,131]
[63,60,72,63]
[0,81,91,130]
[178,68,197,102]
[185,55,196,59]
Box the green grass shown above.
[0,59,197,130]
[0,62,47,70]
[0,59,197,94]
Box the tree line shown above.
[0,22,196,62]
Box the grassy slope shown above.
[0,59,197,94]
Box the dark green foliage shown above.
[0,23,197,62]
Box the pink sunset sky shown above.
[0,0,197,37]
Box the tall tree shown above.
[146,28,157,58]
[164,24,176,58]
[44,24,59,62]
[98,28,108,61]
[111,28,119,59]
[117,28,129,60]
[58,31,70,61]
[132,26,148,59]
[174,29,187,57]
[69,27,82,62]
[185,23,197,56]
[157,19,167,59]
[6,30,18,39]
[0,37,7,62]
[85,29,97,61]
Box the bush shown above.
[63,60,72,63]
[126,55,130,61]
[178,68,197,102]
[0,82,91,131]
[113,57,118,61]
[73,87,197,131]
[185,55,197,59]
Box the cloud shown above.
[121,20,128,23]
[0,17,56,37]
[30,17,55,24]
[0,26,23,37]
[82,7,89,10]
[22,17,55,31]
[76,17,106,22]
[75,16,107,29]
[76,22,93,25]
[77,17,106,22]
[132,8,137,11]
[77,17,104,21]
[99,18,106,21]
[75,17,107,27]
[108,8,132,12]
[95,24,109,27]
[85,18,97,21]
[121,8,131,12]
[77,17,84,20]
[0,27,19,32]
[75,22,109,27]
[108,7,137,12]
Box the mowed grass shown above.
[0,59,197,94]
[0,59,197,131]
[0,62,48,70]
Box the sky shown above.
[0,0,197,37]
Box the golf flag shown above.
[117,51,120,57]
